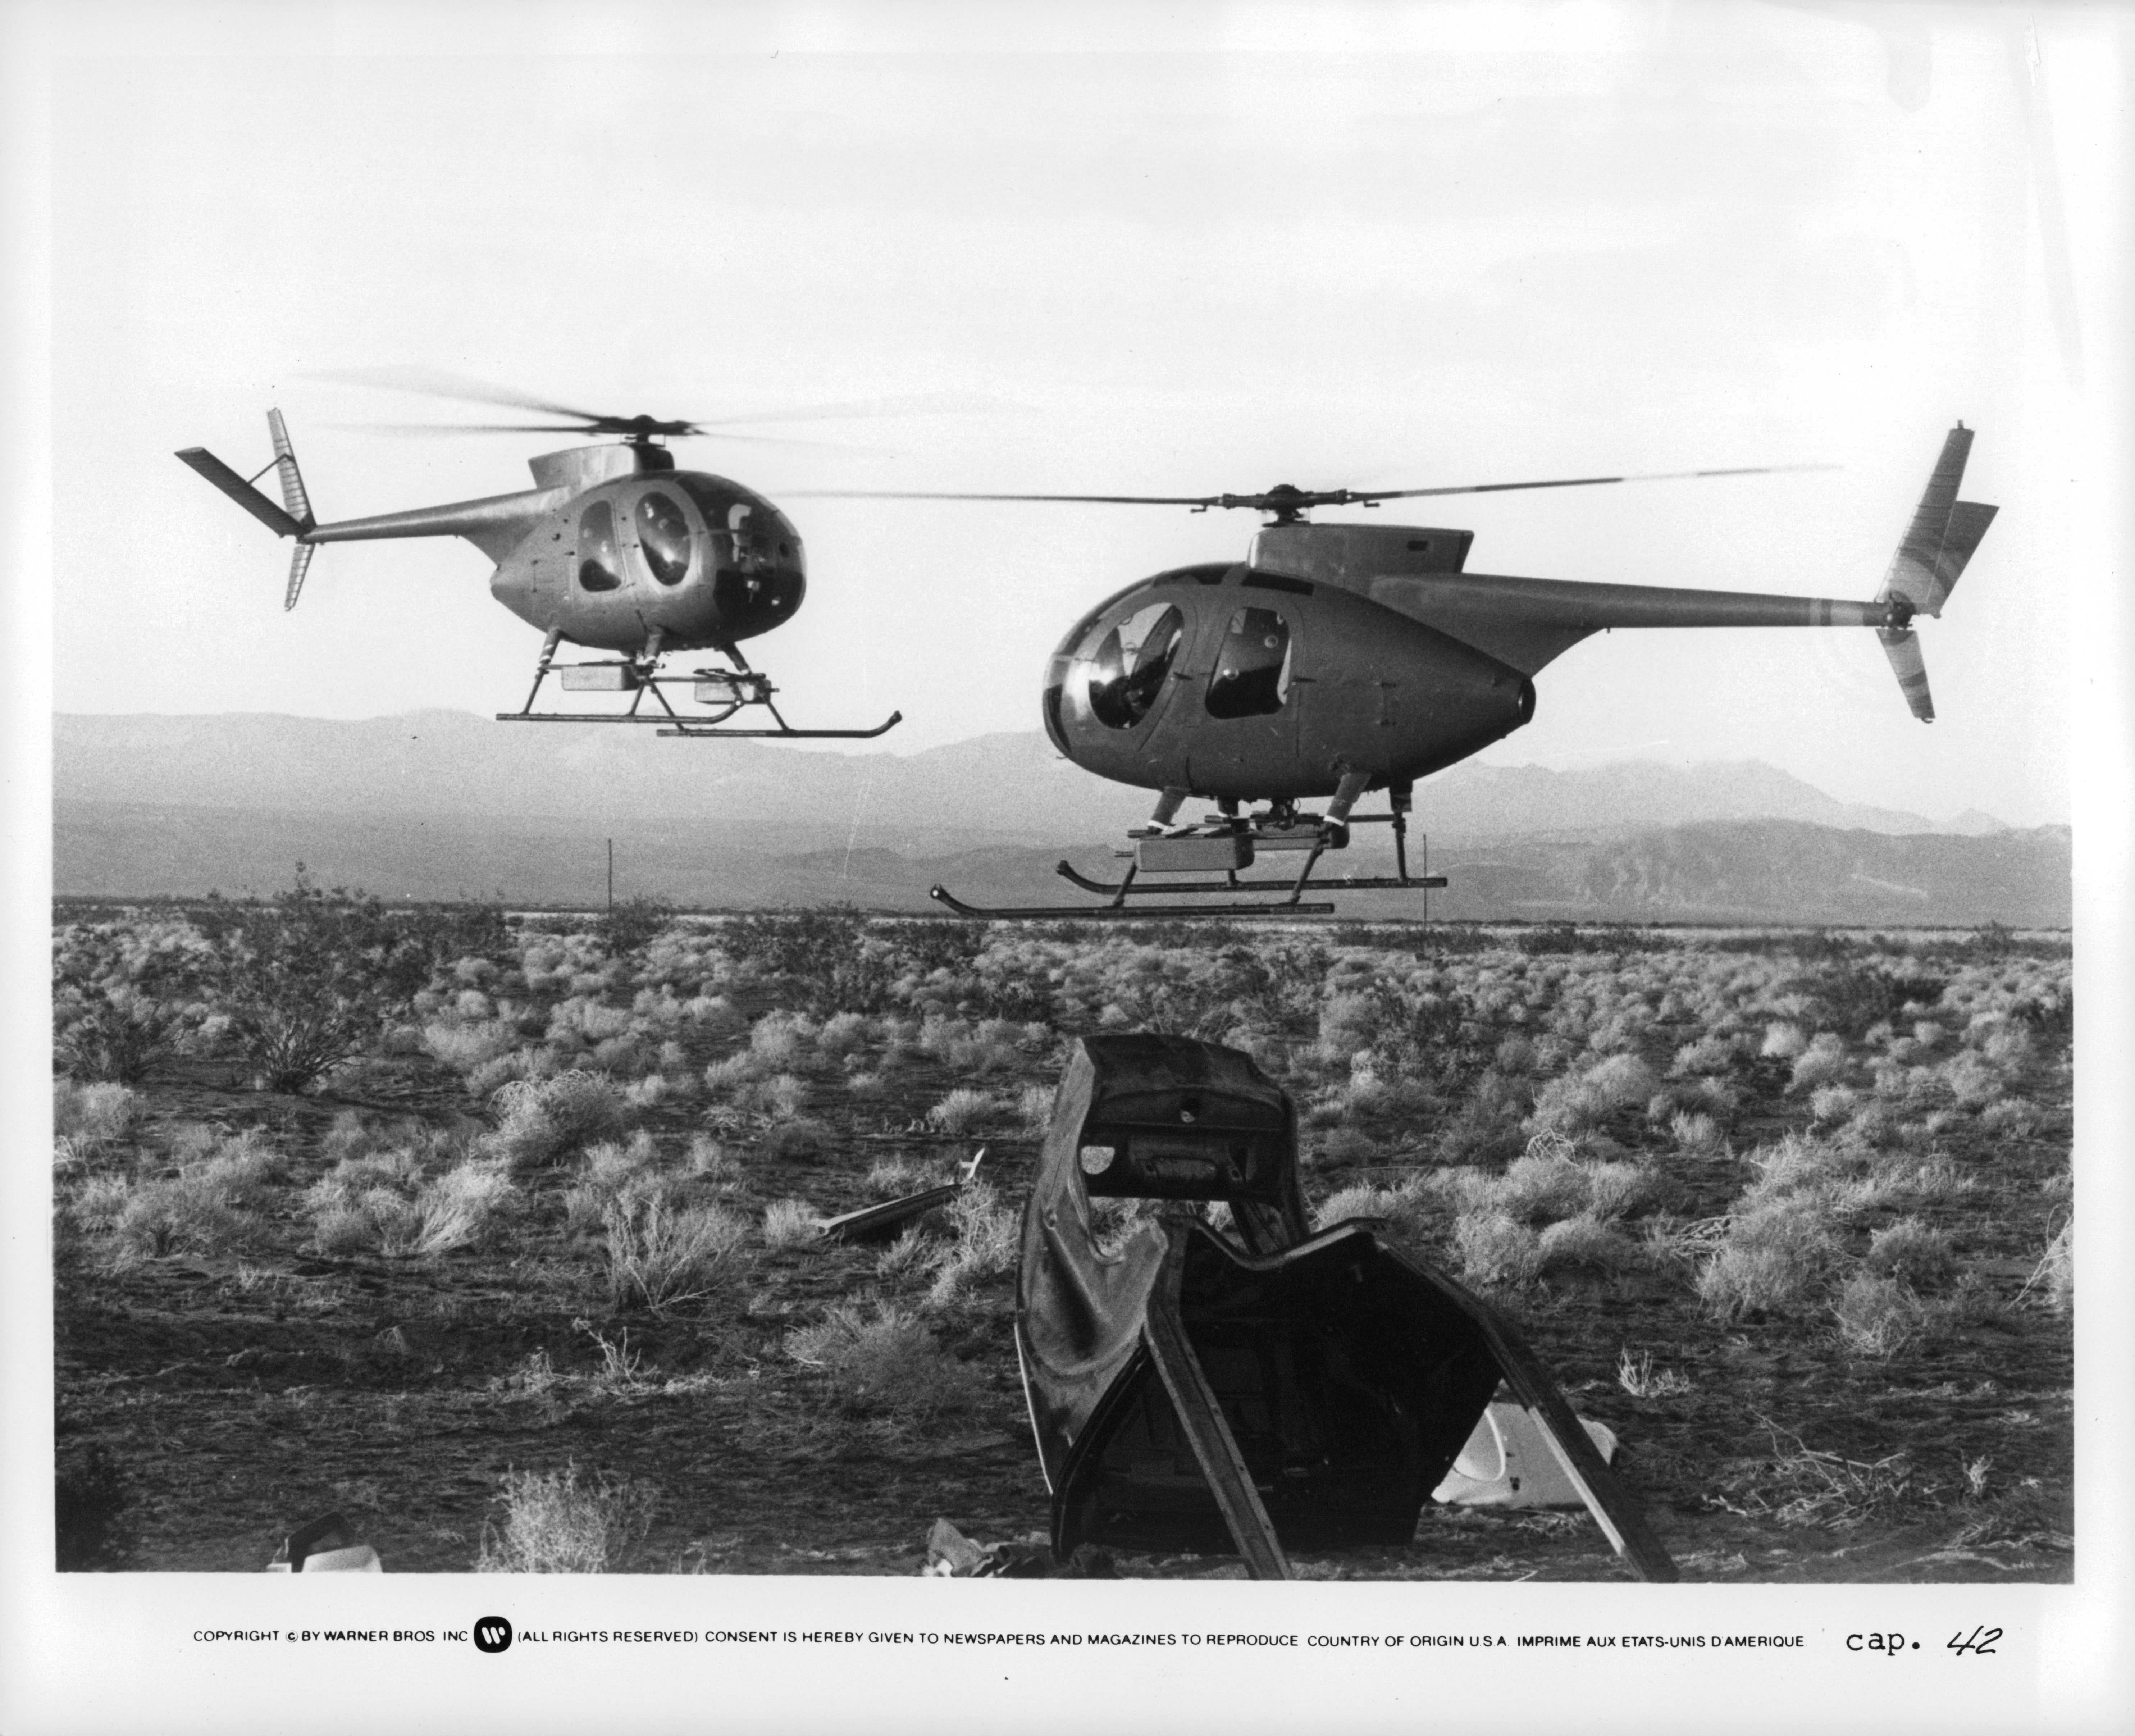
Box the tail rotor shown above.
[1871,424,1998,721]
[176,409,323,609]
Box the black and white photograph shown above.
[5,3,2129,1731]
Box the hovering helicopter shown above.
[175,372,910,738]
[806,425,1996,917]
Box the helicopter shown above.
[175,373,907,739]
[804,424,1996,917]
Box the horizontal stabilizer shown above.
[174,446,303,538]
[1878,424,1997,617]
[1878,626,1934,721]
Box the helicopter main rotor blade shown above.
[692,391,1025,429]
[783,488,1218,505]
[332,419,883,454]
[1349,461,1837,504]
[790,462,1834,513]
[308,366,611,425]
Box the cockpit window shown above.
[1205,606,1291,719]
[635,491,692,585]
[1088,602,1185,729]
[577,500,621,592]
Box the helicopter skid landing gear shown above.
[929,790,1448,920]
[496,649,902,739]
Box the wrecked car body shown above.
[1016,1033,1676,1581]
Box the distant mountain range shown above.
[50,711,2068,925]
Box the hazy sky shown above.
[29,4,2131,826]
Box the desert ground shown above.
[51,892,2072,1581]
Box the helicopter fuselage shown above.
[303,443,807,656]
[1043,560,1537,805]
[1044,517,1911,808]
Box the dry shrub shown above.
[1616,1349,1694,1398]
[1741,1132,1844,1204]
[1715,1421,1922,1529]
[761,1198,822,1249]
[1493,1145,1592,1222]
[1808,1084,1858,1126]
[100,1127,288,1262]
[875,1226,938,1281]
[1670,1035,1734,1077]
[741,1072,810,1121]
[1831,1271,1922,1357]
[1315,1180,1440,1244]
[542,1071,628,1142]
[687,1134,733,1180]
[815,1011,872,1056]
[1788,1034,1849,1094]
[53,1081,142,1155]
[862,1157,928,1198]
[1696,1195,1838,1321]
[760,1117,833,1163]
[926,1182,1018,1307]
[1453,1210,1544,1288]
[1538,1213,1637,1274]
[1865,1216,1955,1288]
[110,1179,252,1262]
[563,1133,665,1234]
[784,1303,980,1419]
[1760,1021,1807,1060]
[926,1088,993,1136]
[409,1162,516,1255]
[483,1072,625,1170]
[1582,1160,1652,1221]
[1526,1053,1657,1139]
[2017,1222,2072,1317]
[1977,1097,2037,1139]
[307,1148,516,1256]
[423,1019,517,1075]
[702,1052,762,1094]
[1940,1050,2005,1110]
[602,1199,748,1313]
[1670,1110,1725,1156]
[1878,1154,1975,1205]
[476,1461,656,1573]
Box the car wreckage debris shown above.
[264,1511,382,1573]
[1015,1034,1678,1582]
[922,1518,1115,1579]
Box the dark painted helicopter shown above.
[810,425,1995,916]
[175,371,932,738]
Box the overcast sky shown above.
[30,4,2131,827]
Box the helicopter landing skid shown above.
[928,798,1444,921]
[1054,863,1448,897]
[496,657,901,740]
[929,885,1338,921]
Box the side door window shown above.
[634,490,694,586]
[577,500,622,592]
[1204,606,1291,719]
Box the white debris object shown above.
[1432,1402,1619,1509]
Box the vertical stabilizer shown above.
[266,409,315,530]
